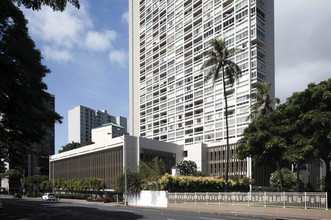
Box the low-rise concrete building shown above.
[50,124,191,189]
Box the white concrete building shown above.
[68,105,127,143]
[51,124,198,189]
[129,0,275,183]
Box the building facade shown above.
[27,94,56,177]
[129,0,275,181]
[51,124,187,189]
[68,105,127,143]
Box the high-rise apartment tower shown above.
[130,0,274,180]
[68,105,127,143]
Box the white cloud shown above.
[108,50,127,67]
[121,11,129,24]
[85,30,117,51]
[23,2,122,63]
[43,46,73,62]
[24,4,92,49]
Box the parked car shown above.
[42,193,56,201]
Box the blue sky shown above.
[21,0,331,154]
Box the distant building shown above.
[27,93,56,177]
[68,105,127,143]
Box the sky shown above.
[21,0,331,154]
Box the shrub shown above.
[270,168,304,192]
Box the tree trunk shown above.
[322,157,330,208]
[276,161,283,192]
[223,65,230,192]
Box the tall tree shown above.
[249,82,280,120]
[201,38,241,191]
[237,110,288,192]
[281,79,331,206]
[0,0,79,171]
[247,82,283,190]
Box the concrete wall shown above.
[91,125,112,146]
[125,135,139,170]
[128,190,168,208]
[184,143,208,173]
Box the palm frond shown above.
[201,55,218,69]
[204,65,220,84]
[249,82,280,119]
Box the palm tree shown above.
[248,82,285,191]
[202,38,242,192]
[248,82,280,120]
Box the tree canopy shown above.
[281,78,331,204]
[58,141,94,153]
[237,78,331,205]
[0,0,79,171]
[12,0,79,11]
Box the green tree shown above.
[173,160,197,176]
[237,111,288,191]
[270,168,304,192]
[0,169,21,179]
[280,78,331,205]
[249,82,280,120]
[23,175,48,188]
[12,0,80,11]
[201,38,241,191]
[115,157,167,192]
[58,141,94,153]
[40,179,52,191]
[114,172,125,193]
[138,157,166,190]
[247,82,284,190]
[0,0,79,176]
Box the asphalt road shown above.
[0,198,264,220]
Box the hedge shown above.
[158,174,253,192]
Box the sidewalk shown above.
[166,203,331,220]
